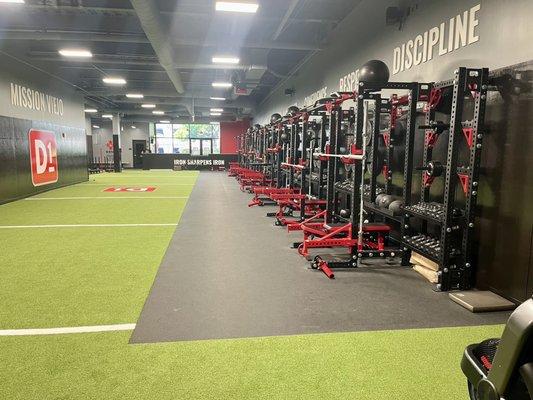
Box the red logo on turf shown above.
[29,129,58,187]
[103,187,156,192]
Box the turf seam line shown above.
[0,223,177,229]
[88,176,197,178]
[80,183,195,186]
[24,197,189,200]
[0,324,136,336]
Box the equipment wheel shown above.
[311,256,321,269]
[467,381,478,400]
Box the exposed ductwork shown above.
[129,0,185,94]
[228,49,268,100]
[118,116,239,124]
[1,29,323,51]
[28,51,268,71]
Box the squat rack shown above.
[402,67,489,291]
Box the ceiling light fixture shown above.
[0,0,25,3]
[152,110,165,115]
[212,82,232,88]
[160,120,171,123]
[102,77,126,85]
[102,114,113,119]
[131,125,136,129]
[126,93,144,98]
[215,1,258,13]
[59,49,93,58]
[84,108,97,113]
[210,108,223,112]
[141,104,156,108]
[210,112,222,116]
[210,97,226,101]
[212,56,240,64]
[92,125,100,129]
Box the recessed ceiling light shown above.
[92,125,100,129]
[215,2,258,13]
[59,49,93,58]
[212,56,240,64]
[141,104,156,108]
[84,108,97,113]
[159,120,171,123]
[102,77,126,85]
[152,110,165,115]
[210,108,223,112]
[126,93,144,98]
[102,114,113,119]
[210,97,226,101]
[210,112,222,116]
[212,82,232,88]
[131,125,136,129]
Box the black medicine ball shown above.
[270,113,282,124]
[359,60,390,84]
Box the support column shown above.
[85,116,94,168]
[112,113,122,172]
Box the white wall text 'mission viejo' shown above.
[10,83,64,116]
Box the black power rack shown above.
[402,67,489,291]
[361,82,431,264]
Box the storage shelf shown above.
[403,202,465,225]
[363,201,402,223]
[403,235,441,263]
[403,203,444,224]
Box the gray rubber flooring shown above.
[130,172,510,343]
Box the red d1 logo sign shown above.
[29,129,59,186]
[104,187,156,192]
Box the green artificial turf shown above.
[0,171,198,328]
[0,226,175,328]
[0,170,506,400]
[0,171,198,225]
[0,324,503,400]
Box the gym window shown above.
[153,123,220,155]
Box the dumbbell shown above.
[378,194,395,208]
[412,236,428,245]
[419,238,433,247]
[375,193,387,205]
[388,199,404,215]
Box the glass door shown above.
[201,139,212,155]
[190,139,201,155]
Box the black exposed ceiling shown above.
[0,0,362,122]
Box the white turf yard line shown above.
[0,223,177,229]
[91,175,196,180]
[25,196,189,200]
[0,323,136,336]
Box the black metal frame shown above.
[402,67,489,291]
[234,67,488,289]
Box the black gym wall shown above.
[253,0,533,302]
[0,55,88,204]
